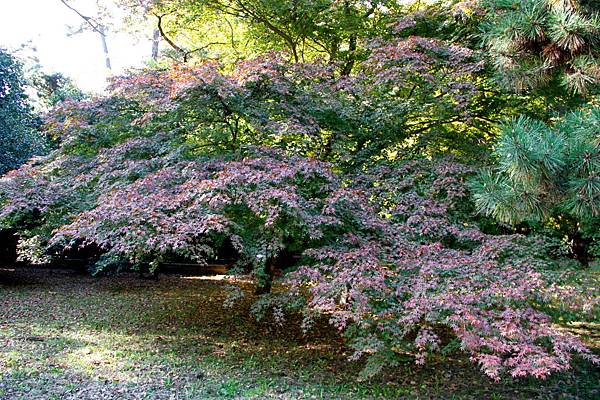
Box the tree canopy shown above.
[0,48,45,174]
[0,0,599,384]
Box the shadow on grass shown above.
[0,267,39,286]
[0,267,598,399]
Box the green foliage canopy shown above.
[0,48,45,174]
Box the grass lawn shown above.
[0,267,598,399]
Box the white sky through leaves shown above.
[0,0,148,93]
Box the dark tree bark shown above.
[569,230,591,266]
[254,256,276,295]
[340,33,356,76]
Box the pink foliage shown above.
[50,148,353,275]
[285,159,598,380]
[363,36,483,114]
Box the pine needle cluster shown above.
[472,107,600,226]
[482,0,600,95]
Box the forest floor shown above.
[0,267,598,400]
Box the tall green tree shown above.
[150,0,403,72]
[0,48,44,174]
[472,106,600,264]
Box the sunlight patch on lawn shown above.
[181,274,229,281]
[180,274,252,283]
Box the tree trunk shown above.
[151,28,160,61]
[254,256,276,295]
[340,0,357,76]
[340,34,357,76]
[99,26,112,71]
[569,230,590,266]
[58,0,112,72]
